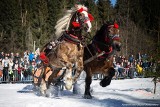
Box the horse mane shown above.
[94,24,108,41]
[54,8,76,39]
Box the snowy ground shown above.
[0,78,160,107]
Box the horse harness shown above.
[36,32,85,85]
[84,36,115,65]
[33,66,46,86]
[36,11,88,85]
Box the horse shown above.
[33,7,86,95]
[42,22,121,97]
[83,22,121,99]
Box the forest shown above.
[0,0,159,58]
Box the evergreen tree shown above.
[67,0,77,8]
[97,0,113,24]
[28,0,49,48]
[0,0,159,55]
[47,0,63,39]
[0,0,22,52]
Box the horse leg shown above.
[33,67,44,87]
[64,67,73,90]
[47,67,62,86]
[72,55,84,82]
[39,78,47,96]
[45,67,63,98]
[84,69,92,99]
[35,66,48,96]
[100,67,115,87]
[73,81,80,94]
[72,56,84,94]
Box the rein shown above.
[84,29,119,62]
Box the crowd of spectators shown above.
[0,50,39,83]
[113,52,155,79]
[0,50,155,83]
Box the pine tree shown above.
[0,0,23,52]
[97,0,112,24]
[47,0,63,39]
[27,0,49,49]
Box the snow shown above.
[0,78,160,107]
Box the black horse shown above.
[83,22,121,99]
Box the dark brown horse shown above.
[33,8,86,95]
[83,22,121,99]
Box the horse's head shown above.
[69,11,83,36]
[54,8,83,39]
[93,22,121,53]
[106,22,121,52]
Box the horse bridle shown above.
[87,24,117,58]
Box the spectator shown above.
[128,63,136,78]
[8,58,14,82]
[24,51,29,62]
[12,60,19,81]
[117,55,123,64]
[31,58,36,70]
[142,53,148,61]
[114,62,124,78]
[136,62,143,76]
[128,54,134,64]
[2,56,10,82]
[113,55,116,65]
[136,52,141,61]
[123,59,130,77]
[13,53,20,64]
[29,52,35,64]
[0,58,2,64]
[10,52,14,60]
[23,59,29,79]
[0,52,4,60]
[0,61,3,83]
[142,60,149,71]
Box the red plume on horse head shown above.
[114,22,119,29]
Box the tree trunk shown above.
[153,77,157,94]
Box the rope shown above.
[85,43,93,57]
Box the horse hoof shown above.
[46,89,52,98]
[65,84,72,90]
[100,80,107,87]
[65,80,73,90]
[40,91,46,97]
[100,77,112,87]
[83,95,92,99]
[99,81,103,87]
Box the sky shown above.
[95,0,117,6]
[110,0,117,6]
[0,78,160,107]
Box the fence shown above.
[0,70,33,83]
[0,67,152,84]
